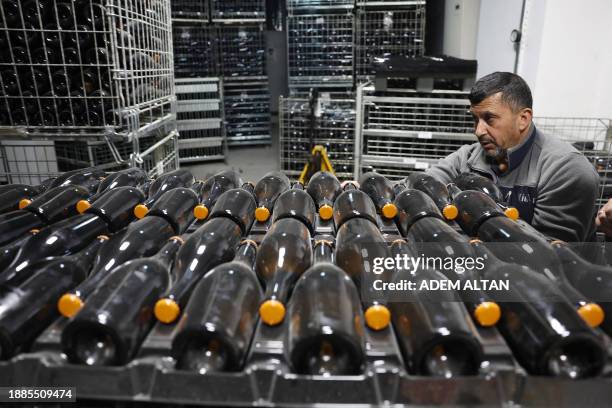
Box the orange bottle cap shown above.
[18,198,32,209]
[473,301,501,327]
[255,206,271,222]
[154,298,180,324]
[382,203,398,219]
[76,200,92,214]
[504,207,520,221]
[133,204,149,219]
[193,205,209,220]
[365,305,391,331]
[578,303,605,328]
[319,204,333,221]
[57,294,84,318]
[259,299,286,326]
[442,204,458,220]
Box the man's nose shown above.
[475,119,488,137]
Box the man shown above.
[426,72,599,242]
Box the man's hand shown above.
[596,199,612,236]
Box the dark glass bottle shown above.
[0,184,42,214]
[0,229,39,272]
[135,168,194,219]
[50,167,106,193]
[394,188,444,236]
[255,218,312,326]
[0,236,106,359]
[335,217,393,331]
[453,173,519,220]
[76,167,148,214]
[472,240,607,378]
[172,240,262,373]
[0,185,89,246]
[406,216,501,327]
[271,187,317,234]
[452,190,506,237]
[154,217,242,324]
[84,186,145,232]
[57,216,174,318]
[194,170,242,220]
[332,188,378,230]
[406,172,458,220]
[359,172,397,219]
[390,240,484,377]
[145,187,198,235]
[288,240,365,375]
[56,1,75,29]
[206,187,256,236]
[253,171,291,222]
[306,171,342,221]
[61,238,182,366]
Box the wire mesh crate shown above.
[533,117,612,208]
[211,0,266,22]
[356,83,475,180]
[223,76,271,146]
[175,77,226,163]
[0,0,175,140]
[356,0,426,6]
[355,4,426,80]
[280,94,356,180]
[171,0,209,20]
[287,13,354,88]
[172,24,220,78]
[287,0,354,14]
[219,25,266,78]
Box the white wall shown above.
[518,0,612,118]
[443,0,481,59]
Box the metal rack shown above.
[356,83,474,180]
[223,76,271,146]
[0,0,176,141]
[171,0,209,20]
[211,0,266,23]
[175,77,226,163]
[219,24,266,78]
[287,0,355,13]
[172,24,220,78]
[287,13,354,88]
[355,2,427,80]
[280,93,356,180]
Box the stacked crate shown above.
[0,0,179,184]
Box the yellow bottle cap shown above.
[382,203,398,219]
[154,298,180,324]
[193,205,209,220]
[57,294,84,318]
[76,200,92,214]
[365,305,391,331]
[442,204,458,220]
[319,204,333,220]
[578,303,605,328]
[18,198,32,209]
[133,204,149,219]
[259,299,286,326]
[255,206,271,222]
[504,207,520,221]
[473,301,501,327]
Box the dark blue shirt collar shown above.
[491,123,536,175]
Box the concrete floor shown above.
[183,116,280,183]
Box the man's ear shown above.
[518,108,533,132]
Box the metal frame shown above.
[171,0,210,21]
[0,0,176,141]
[172,24,220,78]
[287,0,354,15]
[223,76,271,146]
[287,13,354,88]
[219,24,266,78]
[210,0,266,23]
[175,77,227,163]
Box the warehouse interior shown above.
[2,0,612,407]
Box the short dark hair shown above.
[469,72,533,111]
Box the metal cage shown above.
[287,0,354,14]
[287,13,354,88]
[0,0,175,140]
[219,25,266,78]
[172,24,220,78]
[280,94,356,180]
[175,77,226,163]
[223,76,271,146]
[211,0,266,22]
[355,4,426,80]
[171,0,209,20]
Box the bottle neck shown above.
[241,182,255,196]
[155,237,183,267]
[446,183,462,200]
[234,240,257,269]
[69,235,109,267]
[313,241,334,264]
[292,182,304,190]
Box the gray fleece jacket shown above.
[426,124,600,242]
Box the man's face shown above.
[469,93,526,159]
